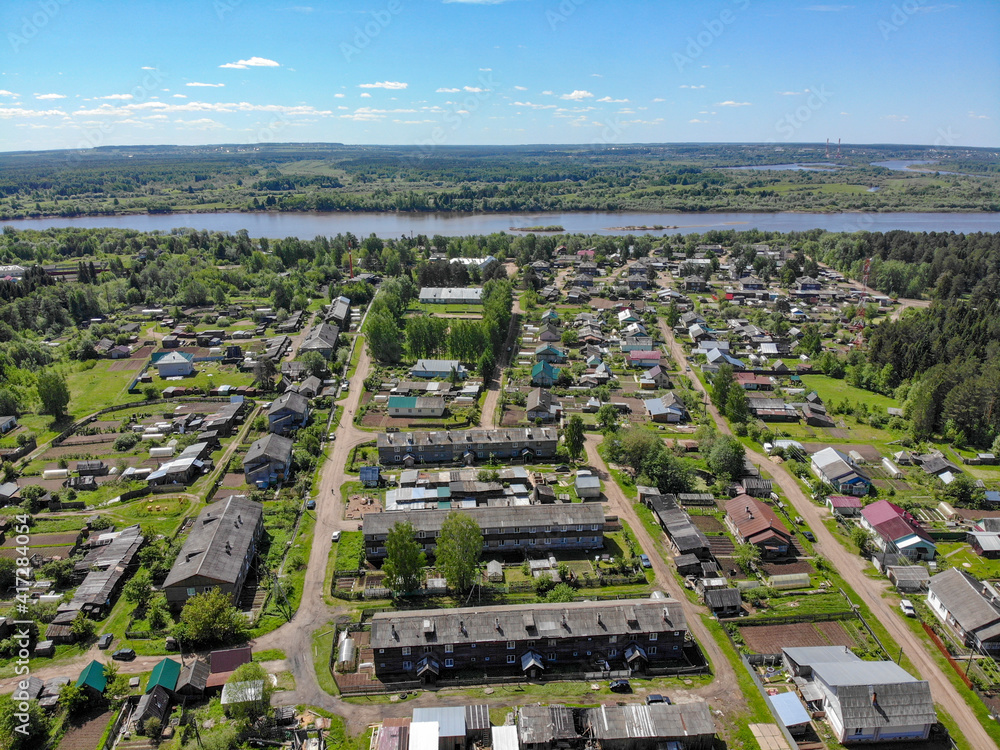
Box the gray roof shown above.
[518,706,578,745]
[465,704,491,732]
[244,433,294,466]
[412,707,466,738]
[888,565,930,582]
[268,390,309,417]
[809,660,937,728]
[377,427,557,451]
[704,588,742,609]
[177,658,210,693]
[583,702,715,741]
[371,598,686,651]
[813,659,919,688]
[300,322,340,351]
[783,646,858,667]
[163,495,263,589]
[364,504,605,537]
[929,567,1000,641]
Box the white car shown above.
[900,599,916,617]
[331,531,341,542]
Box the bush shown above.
[113,432,140,452]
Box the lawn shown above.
[937,543,1000,580]
[64,360,144,418]
[150,362,255,393]
[108,496,194,537]
[334,531,364,571]
[311,622,340,696]
[798,374,900,413]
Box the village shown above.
[1,235,1000,750]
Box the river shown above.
[2,210,998,238]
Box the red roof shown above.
[861,499,907,526]
[627,351,661,362]
[209,646,252,674]
[828,495,863,508]
[725,494,791,546]
[863,500,931,543]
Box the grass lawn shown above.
[64,360,144,418]
[108,496,194,537]
[334,531,364,571]
[150,362,255,393]
[798,374,900,413]
[937,543,1000,580]
[253,648,287,661]
[311,622,340,696]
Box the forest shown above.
[0,142,996,220]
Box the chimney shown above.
[460,620,466,636]
[495,617,501,632]
[225,541,232,555]
[662,607,671,625]
[561,614,569,629]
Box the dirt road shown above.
[658,313,996,749]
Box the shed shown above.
[887,565,930,593]
[409,721,440,750]
[492,726,519,750]
[176,658,210,697]
[768,572,810,590]
[465,705,491,745]
[704,587,742,617]
[360,466,381,488]
[412,707,466,750]
[769,691,811,736]
[379,720,411,750]
[134,684,171,731]
[221,679,267,715]
[486,560,504,582]
[147,657,181,693]
[76,660,107,695]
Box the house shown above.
[724,495,792,557]
[860,500,936,561]
[826,495,863,517]
[0,415,17,434]
[419,287,484,305]
[683,277,709,292]
[625,350,661,368]
[147,657,181,694]
[155,351,195,378]
[377,427,558,466]
[620,336,654,353]
[526,389,561,422]
[927,568,1000,654]
[176,659,211,697]
[329,295,351,327]
[412,360,468,380]
[540,309,559,324]
[811,447,871,496]
[163,495,264,610]
[370,598,688,683]
[796,276,822,292]
[299,322,340,359]
[734,373,773,391]
[531,362,560,387]
[133,685,171,732]
[780,646,935,743]
[243,433,295,487]
[534,344,566,364]
[580,702,716,750]
[969,531,1000,559]
[76,660,107,697]
[575,471,601,499]
[76,460,107,477]
[146,456,206,486]
[518,706,578,750]
[388,396,447,418]
[747,397,799,422]
[538,324,562,342]
[643,393,687,423]
[638,365,671,390]
[207,646,253,690]
[704,588,742,617]
[363,504,605,562]
[412,707,467,750]
[297,375,323,399]
[267,390,310,435]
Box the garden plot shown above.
[738,620,859,654]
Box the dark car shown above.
[112,648,136,661]
[305,499,316,510]
[97,634,113,650]
[803,531,815,542]
[639,554,652,569]
[609,679,632,693]
[646,694,665,704]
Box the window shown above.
[545,539,551,545]
[649,633,658,641]
[423,646,431,653]
[548,640,557,646]
[445,658,454,668]
[572,651,578,657]
[471,644,477,649]
[673,631,680,637]
[402,647,411,656]
[609,635,617,643]
[507,655,516,664]
[529,527,536,534]
[418,531,425,539]
[403,661,413,671]
[609,649,617,657]
[649,647,657,655]
[444,644,453,653]
[378,649,385,654]
[507,641,515,650]
[586,650,592,656]
[548,653,556,661]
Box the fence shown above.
[0,438,35,463]
[922,623,974,689]
[722,609,856,627]
[99,696,138,750]
[740,654,800,750]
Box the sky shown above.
[0,0,997,152]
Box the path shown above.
[657,307,997,749]
[480,294,524,428]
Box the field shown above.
[57,708,117,750]
[937,543,1000,581]
[738,620,859,654]
[799,374,900,413]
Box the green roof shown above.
[531,362,559,377]
[77,660,107,693]
[387,396,417,408]
[147,657,181,693]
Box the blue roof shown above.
[770,691,811,727]
[359,467,381,481]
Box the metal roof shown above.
[518,706,577,744]
[929,568,1000,641]
[364,504,604,536]
[408,721,440,750]
[583,702,715,741]
[769,692,811,727]
[147,657,180,693]
[465,704,491,731]
[492,726,519,750]
[412,708,465,738]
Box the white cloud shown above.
[96,94,133,101]
[969,110,991,120]
[172,94,188,99]
[140,66,156,70]
[479,67,492,71]
[597,96,629,103]
[560,90,593,101]
[0,107,67,118]
[510,101,557,110]
[436,87,461,93]
[174,118,226,129]
[776,90,808,95]
[541,90,553,96]
[716,100,751,107]
[360,92,372,98]
[333,93,345,98]
[220,56,281,69]
[144,114,169,120]
[34,93,66,100]
[689,118,708,124]
[652,98,666,103]
[679,84,705,89]
[514,85,527,91]
[590,73,603,78]
[186,82,225,87]
[67,100,333,118]
[840,111,850,115]
[0,90,17,97]
[359,81,408,89]
[464,86,487,93]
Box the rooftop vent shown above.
[495,617,502,632]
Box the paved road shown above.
[658,308,997,749]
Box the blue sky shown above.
[0,0,997,151]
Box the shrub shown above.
[113,432,140,452]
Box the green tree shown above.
[436,512,483,592]
[665,300,681,327]
[733,542,761,575]
[224,662,274,722]
[142,385,160,401]
[707,435,746,482]
[711,363,734,410]
[299,350,328,377]
[36,371,70,418]
[944,473,987,509]
[0,694,50,750]
[849,525,874,554]
[38,558,74,588]
[596,403,619,433]
[725,387,750,424]
[123,568,154,609]
[252,357,277,391]
[174,587,250,648]
[69,611,95,641]
[364,310,403,363]
[545,583,577,603]
[0,389,22,418]
[383,521,427,594]
[564,414,585,461]
[57,684,89,716]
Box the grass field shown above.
[798,374,900,412]
[937,543,1000,580]
[65,360,144,417]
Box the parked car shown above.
[305,499,316,510]
[609,679,632,693]
[328,433,336,441]
[646,694,665,704]
[331,531,341,542]
[639,554,652,569]
[900,599,916,617]
[803,531,815,542]
[97,634,113,650]
[112,648,136,661]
